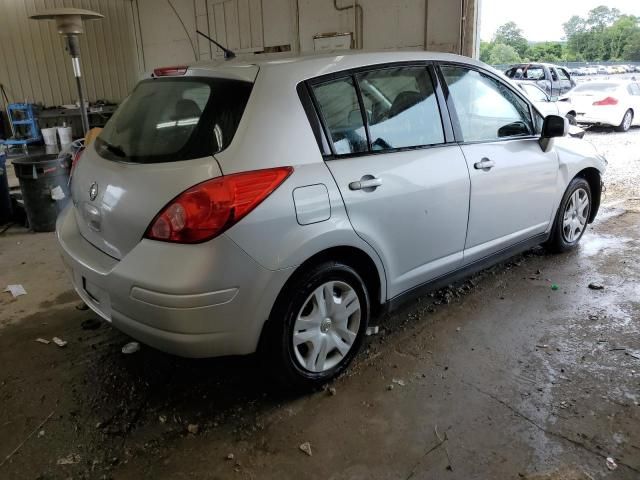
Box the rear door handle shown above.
[349,176,382,191]
[474,158,495,171]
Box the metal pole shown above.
[65,35,89,135]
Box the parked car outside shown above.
[515,80,577,123]
[568,80,640,131]
[57,51,607,388]
[585,66,598,75]
[504,63,576,96]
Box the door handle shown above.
[349,176,382,191]
[474,158,495,171]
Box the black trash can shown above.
[12,154,72,232]
[0,152,12,225]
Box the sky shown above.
[480,0,640,42]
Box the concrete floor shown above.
[0,129,639,479]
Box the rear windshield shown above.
[573,83,621,93]
[96,77,252,163]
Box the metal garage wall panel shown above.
[0,0,138,108]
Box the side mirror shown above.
[540,115,569,152]
[542,115,568,138]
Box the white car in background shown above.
[515,81,577,123]
[567,80,640,132]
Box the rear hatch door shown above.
[71,73,255,259]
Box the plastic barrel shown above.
[41,127,58,147]
[0,152,12,225]
[12,154,71,232]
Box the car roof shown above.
[507,63,559,68]
[185,50,490,83]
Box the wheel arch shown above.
[257,245,385,355]
[280,246,383,312]
[575,167,602,223]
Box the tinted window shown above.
[96,77,252,164]
[312,77,368,155]
[442,66,533,142]
[356,67,444,150]
[628,83,640,96]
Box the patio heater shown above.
[29,8,104,136]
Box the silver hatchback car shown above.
[57,51,606,388]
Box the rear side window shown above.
[356,67,444,150]
[312,77,368,155]
[557,68,570,81]
[628,83,640,96]
[96,77,252,163]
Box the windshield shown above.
[96,77,252,163]
[572,83,621,93]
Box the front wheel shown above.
[615,109,633,132]
[544,177,592,253]
[264,261,370,390]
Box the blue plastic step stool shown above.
[1,103,41,146]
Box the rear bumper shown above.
[56,205,293,358]
[576,107,623,127]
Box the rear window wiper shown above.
[101,140,127,157]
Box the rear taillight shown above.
[144,167,293,243]
[593,96,618,106]
[153,66,188,77]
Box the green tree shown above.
[586,6,621,30]
[494,22,529,57]
[607,16,639,59]
[488,43,521,65]
[526,42,564,62]
[479,41,494,62]
[564,6,638,61]
[623,31,640,61]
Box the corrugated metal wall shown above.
[0,0,139,107]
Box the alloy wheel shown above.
[292,281,361,373]
[623,111,633,131]
[562,187,589,243]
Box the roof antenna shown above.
[196,30,236,60]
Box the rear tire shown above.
[544,177,592,253]
[615,109,633,132]
[262,261,370,390]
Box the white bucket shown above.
[41,127,58,146]
[57,126,73,145]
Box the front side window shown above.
[521,84,548,102]
[356,67,444,150]
[441,65,533,142]
[312,77,367,155]
[557,68,570,81]
[97,77,252,164]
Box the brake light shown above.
[153,66,188,77]
[145,167,293,243]
[593,96,618,106]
